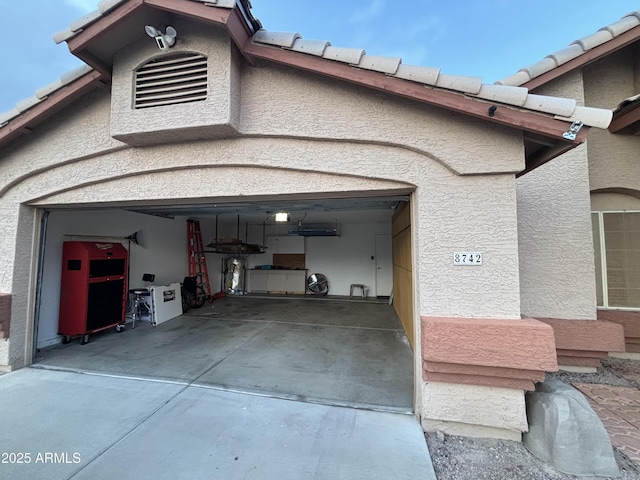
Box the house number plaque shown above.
[453,252,482,265]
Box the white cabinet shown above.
[285,272,306,293]
[267,272,288,291]
[249,270,267,293]
[249,271,268,292]
[249,270,306,294]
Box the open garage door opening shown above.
[31,193,415,413]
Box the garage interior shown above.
[33,193,415,412]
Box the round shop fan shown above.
[306,273,329,295]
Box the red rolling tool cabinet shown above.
[58,241,128,344]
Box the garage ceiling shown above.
[124,195,409,224]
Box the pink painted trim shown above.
[421,316,558,392]
[424,373,536,391]
[422,317,558,371]
[556,349,609,358]
[537,318,625,352]
[423,361,545,381]
[556,356,602,368]
[597,310,640,338]
[556,348,609,365]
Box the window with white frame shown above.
[592,211,640,309]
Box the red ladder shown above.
[187,219,212,301]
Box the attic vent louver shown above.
[134,53,208,109]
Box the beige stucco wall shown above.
[421,382,527,441]
[0,19,528,434]
[0,204,40,368]
[240,64,524,176]
[518,43,640,322]
[0,91,126,200]
[584,47,640,194]
[517,71,597,320]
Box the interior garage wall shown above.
[198,216,393,296]
[305,222,391,296]
[36,209,187,348]
[37,209,392,348]
[392,201,413,347]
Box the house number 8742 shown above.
[454,252,482,265]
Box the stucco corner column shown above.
[420,316,558,441]
[536,317,626,372]
[0,293,11,371]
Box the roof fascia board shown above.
[522,24,640,91]
[226,5,255,64]
[0,71,105,149]
[244,42,582,144]
[143,0,230,25]
[66,0,145,56]
[609,101,640,133]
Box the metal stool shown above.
[130,289,151,329]
[349,284,367,299]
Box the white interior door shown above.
[375,234,393,297]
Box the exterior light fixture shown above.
[275,212,290,222]
[145,25,177,51]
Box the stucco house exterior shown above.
[0,0,624,441]
[498,9,640,365]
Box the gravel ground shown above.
[424,357,640,480]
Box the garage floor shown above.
[35,296,414,412]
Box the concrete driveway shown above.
[0,368,436,480]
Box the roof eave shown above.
[609,99,640,134]
[521,24,640,91]
[65,0,146,77]
[66,0,256,75]
[1,0,593,173]
[517,132,590,178]
[0,71,106,149]
[243,42,585,147]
